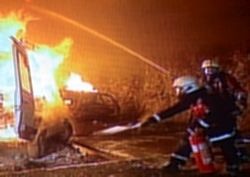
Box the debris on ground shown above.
[0,143,108,173]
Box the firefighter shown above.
[201,59,248,112]
[201,59,249,163]
[141,75,240,176]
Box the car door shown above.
[12,37,36,140]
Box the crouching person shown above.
[141,75,240,176]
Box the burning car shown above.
[60,73,120,135]
[0,11,120,158]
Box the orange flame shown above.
[0,11,86,140]
[65,73,97,92]
[0,12,27,140]
[28,38,73,103]
[64,73,97,92]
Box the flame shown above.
[0,124,17,141]
[65,73,97,92]
[0,11,79,139]
[0,12,26,52]
[28,38,73,103]
[0,12,27,111]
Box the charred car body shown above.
[60,89,120,135]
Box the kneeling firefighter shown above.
[141,75,240,176]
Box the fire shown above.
[0,12,27,109]
[0,124,17,140]
[28,38,73,103]
[0,11,81,139]
[64,73,97,92]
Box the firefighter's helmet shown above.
[173,76,200,96]
[201,59,219,69]
[201,59,220,75]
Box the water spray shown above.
[29,5,169,75]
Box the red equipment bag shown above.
[189,132,215,173]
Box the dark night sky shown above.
[2,0,250,81]
[29,0,250,51]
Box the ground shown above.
[0,122,250,177]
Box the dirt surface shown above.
[0,122,249,177]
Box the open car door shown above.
[12,37,37,140]
[11,37,73,158]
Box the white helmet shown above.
[173,76,200,96]
[201,59,219,69]
[201,59,220,75]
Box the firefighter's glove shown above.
[141,114,161,127]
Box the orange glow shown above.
[64,73,97,92]
[0,12,27,140]
[0,11,80,139]
[28,38,73,103]
[0,124,17,140]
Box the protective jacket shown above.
[204,71,248,109]
[154,87,237,142]
[150,81,240,173]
